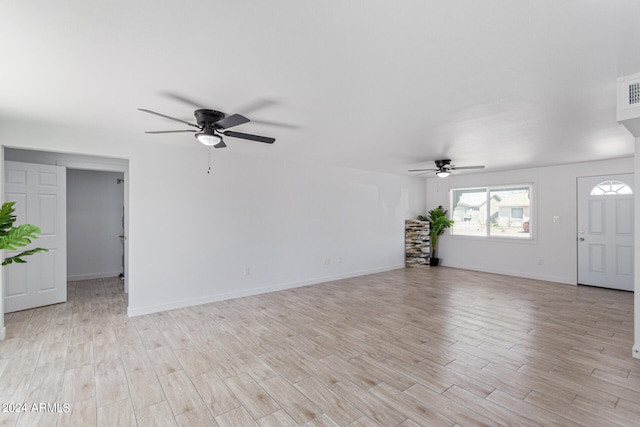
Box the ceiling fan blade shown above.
[250,119,298,130]
[222,130,275,144]
[215,114,250,130]
[234,99,298,129]
[236,99,276,114]
[213,140,227,149]
[451,165,485,170]
[161,92,207,109]
[145,130,196,134]
[408,168,437,172]
[138,108,200,128]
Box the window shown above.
[511,207,524,219]
[590,180,632,196]
[451,185,532,238]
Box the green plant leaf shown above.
[0,224,42,250]
[0,201,17,236]
[2,247,48,266]
[0,201,47,267]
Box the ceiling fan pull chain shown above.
[207,145,212,174]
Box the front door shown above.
[3,161,67,312]
[577,174,634,291]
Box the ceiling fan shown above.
[408,159,485,177]
[138,108,275,148]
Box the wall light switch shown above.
[553,216,561,223]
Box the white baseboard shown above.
[68,271,122,281]
[127,264,404,317]
[441,261,575,285]
[0,326,5,341]
[633,345,640,359]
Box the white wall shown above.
[128,146,426,315]
[425,157,634,284]
[0,123,426,320]
[66,169,124,280]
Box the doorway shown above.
[67,169,125,281]
[2,148,129,313]
[577,173,634,291]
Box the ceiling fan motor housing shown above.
[194,109,225,127]
[435,159,451,169]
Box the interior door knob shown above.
[579,237,585,241]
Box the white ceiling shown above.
[2,0,639,176]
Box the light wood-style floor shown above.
[1,267,639,426]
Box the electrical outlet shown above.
[323,258,331,265]
[244,267,250,276]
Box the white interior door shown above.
[3,161,66,312]
[577,174,634,291]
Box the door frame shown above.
[57,159,129,293]
[0,148,130,340]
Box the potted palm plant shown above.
[427,205,454,266]
[0,202,48,266]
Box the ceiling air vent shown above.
[629,82,640,105]
[617,73,640,122]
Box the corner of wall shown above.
[0,146,5,339]
[635,137,640,359]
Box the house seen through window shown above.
[451,185,532,238]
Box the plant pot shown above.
[429,257,440,266]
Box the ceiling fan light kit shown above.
[409,159,485,177]
[195,131,223,146]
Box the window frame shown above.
[449,183,535,241]
[590,180,633,196]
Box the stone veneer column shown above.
[405,219,430,268]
